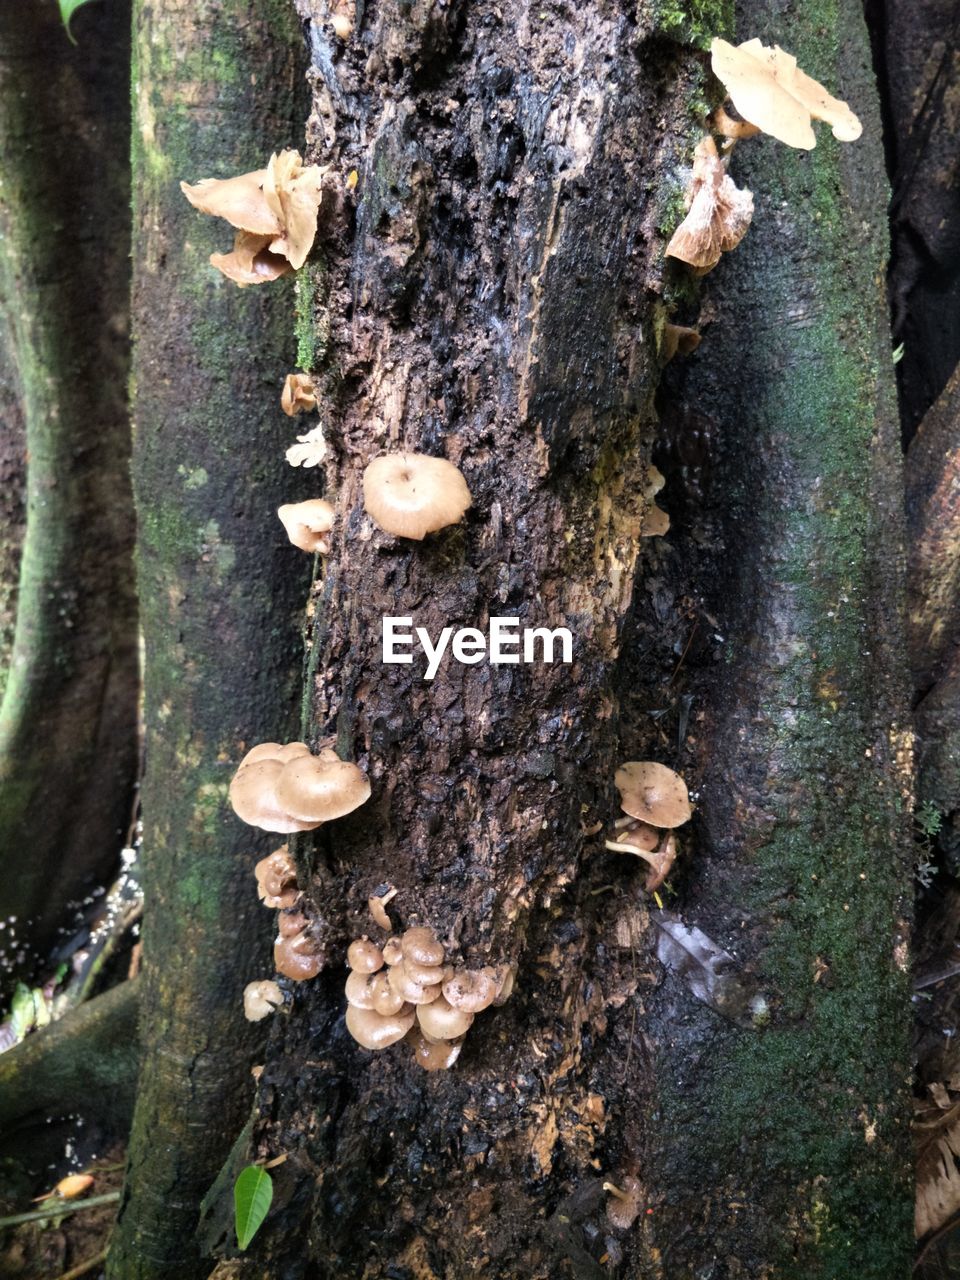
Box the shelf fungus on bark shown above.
[254,846,300,908]
[243,979,284,1022]
[278,498,335,554]
[362,453,472,540]
[343,926,514,1068]
[230,742,371,833]
[665,137,753,274]
[710,38,863,151]
[281,372,318,416]
[180,149,329,286]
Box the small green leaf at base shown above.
[234,1165,273,1252]
[58,0,98,43]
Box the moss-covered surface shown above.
[646,1,912,1274]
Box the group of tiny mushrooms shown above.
[182,29,862,1217]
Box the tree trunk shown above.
[191,1,910,1277]
[105,2,311,1277]
[0,0,138,984]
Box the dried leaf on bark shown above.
[917,1096,960,1238]
[655,914,758,1024]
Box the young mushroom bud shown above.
[254,846,300,908]
[278,499,335,555]
[345,1002,416,1050]
[416,994,474,1041]
[408,1028,464,1071]
[243,979,284,1022]
[281,372,318,416]
[615,761,692,828]
[347,938,384,973]
[275,932,322,981]
[362,453,472,540]
[442,968,499,1013]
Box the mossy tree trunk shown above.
[105,2,312,1277]
[0,0,138,985]
[115,0,912,1275]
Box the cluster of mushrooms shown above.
[345,927,513,1071]
[605,762,692,892]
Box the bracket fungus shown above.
[666,137,753,274]
[230,742,370,833]
[181,149,328,285]
[243,979,284,1022]
[362,453,472,540]
[281,372,318,416]
[710,38,862,151]
[278,499,335,554]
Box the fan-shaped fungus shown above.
[666,137,753,274]
[230,743,370,833]
[362,453,472,540]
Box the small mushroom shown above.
[180,169,279,235]
[369,971,408,1016]
[382,936,404,966]
[641,503,670,538]
[277,909,310,938]
[243,979,284,1022]
[274,752,371,824]
[331,13,352,38]
[491,963,517,1006]
[615,761,692,828]
[605,818,660,853]
[281,372,318,417]
[347,938,384,973]
[665,136,753,274]
[661,324,701,363]
[275,933,322,981]
[387,960,443,1005]
[604,1175,644,1230]
[230,744,318,833]
[416,994,474,1041]
[401,926,445,966]
[442,968,498,1013]
[606,824,678,893]
[278,499,335,554]
[345,970,380,1009]
[711,38,862,151]
[362,453,472,540]
[345,1002,416,1050]
[408,1028,464,1071]
[254,847,299,908]
[211,232,292,286]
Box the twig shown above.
[54,1247,109,1280]
[0,1191,119,1230]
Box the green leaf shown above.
[58,0,98,43]
[892,342,905,364]
[234,1165,272,1252]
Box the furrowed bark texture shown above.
[644,2,912,1275]
[0,0,138,983]
[0,323,25,695]
[227,2,720,1277]
[106,3,310,1277]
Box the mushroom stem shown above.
[602,1181,629,1201]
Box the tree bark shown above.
[0,0,138,985]
[188,1,911,1278]
[105,2,311,1277]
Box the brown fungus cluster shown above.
[343,926,513,1070]
[606,762,691,892]
[229,742,370,833]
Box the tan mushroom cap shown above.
[345,970,379,1009]
[275,934,322,981]
[606,818,660,853]
[345,1002,416,1050]
[281,372,318,417]
[263,150,326,270]
[401,926,445,966]
[363,453,472,540]
[382,937,404,966]
[662,324,701,363]
[615,761,692,828]
[387,960,443,1005]
[416,994,474,1041]
[254,847,299,908]
[230,760,315,833]
[442,968,498,1013]
[180,169,278,235]
[274,753,371,823]
[347,939,384,973]
[711,38,862,151]
[402,956,449,986]
[369,971,408,1016]
[491,963,517,1006]
[408,1028,464,1071]
[211,232,292,287]
[243,979,284,1022]
[666,137,754,274]
[278,499,335,555]
[277,909,309,939]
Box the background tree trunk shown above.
[105,2,311,1277]
[0,0,138,985]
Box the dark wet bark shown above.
[178,2,912,1278]
[0,0,138,986]
[104,2,312,1277]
